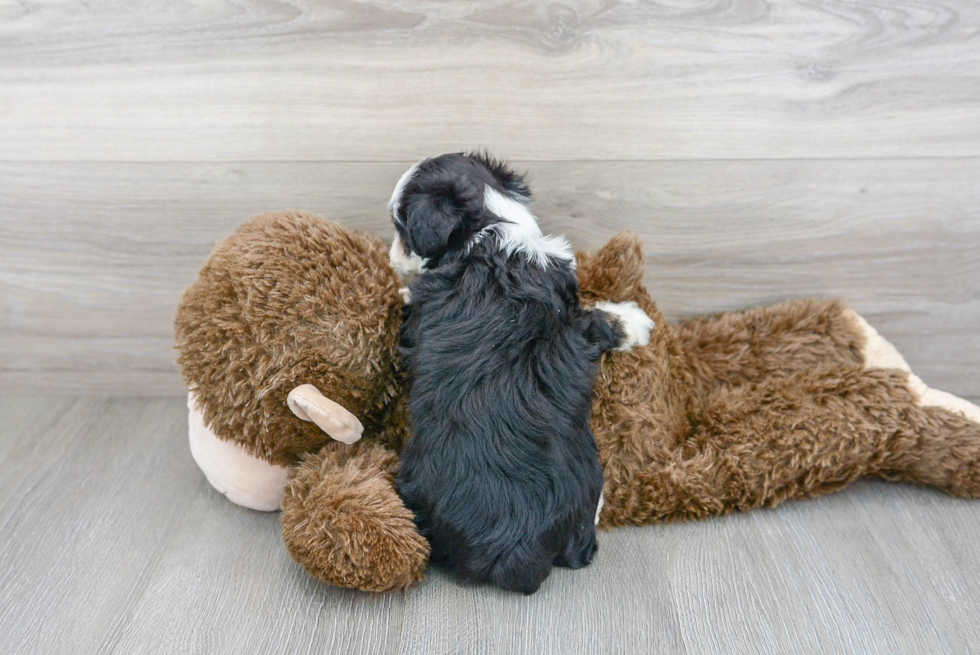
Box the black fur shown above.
[392,153,529,268]
[391,153,627,594]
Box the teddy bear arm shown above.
[674,298,980,424]
[674,298,867,396]
[280,441,429,592]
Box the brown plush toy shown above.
[175,209,980,593]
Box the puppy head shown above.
[388,152,531,275]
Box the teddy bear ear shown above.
[287,385,364,445]
[577,231,646,302]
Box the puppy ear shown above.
[405,178,481,261]
[404,194,462,260]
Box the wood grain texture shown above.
[3,396,980,653]
[1,159,977,395]
[1,0,979,161]
[659,492,976,653]
[3,1,978,648]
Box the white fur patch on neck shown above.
[482,186,574,269]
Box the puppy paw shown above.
[596,300,655,351]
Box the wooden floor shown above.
[2,395,980,654]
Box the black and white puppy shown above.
[389,152,654,594]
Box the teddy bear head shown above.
[174,210,404,468]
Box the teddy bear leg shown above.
[280,441,429,592]
[846,309,980,496]
[674,298,867,395]
[871,403,980,498]
[600,366,938,527]
[845,308,980,425]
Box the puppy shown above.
[389,153,654,594]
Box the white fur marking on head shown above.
[388,160,423,225]
[389,232,427,279]
[595,300,655,351]
[481,186,574,269]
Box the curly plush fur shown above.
[577,234,980,525]
[175,210,405,465]
[281,441,428,593]
[175,212,980,593]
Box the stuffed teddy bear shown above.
[175,209,980,593]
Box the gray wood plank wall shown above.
[1,0,978,395]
